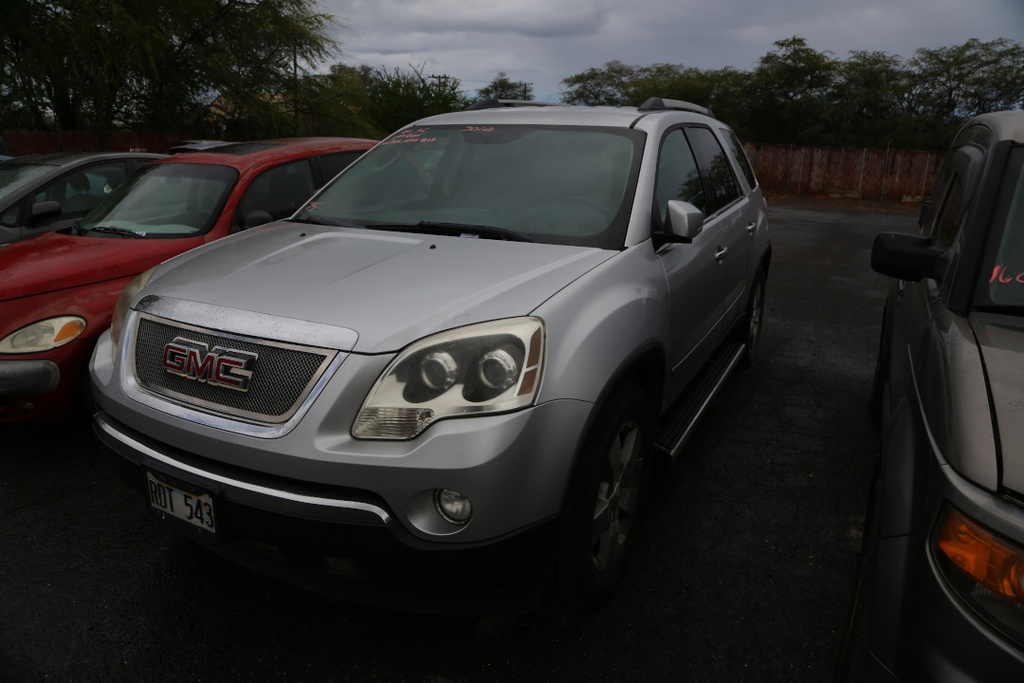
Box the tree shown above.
[477,72,534,101]
[828,50,912,147]
[906,38,1024,147]
[560,60,637,106]
[359,65,471,135]
[0,0,339,140]
[747,36,839,144]
[292,64,379,139]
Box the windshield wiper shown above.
[290,215,362,227]
[367,221,533,243]
[86,226,145,239]
[418,222,534,242]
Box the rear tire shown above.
[553,383,654,608]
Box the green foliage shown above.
[477,72,534,101]
[0,0,339,139]
[559,36,1024,150]
[293,65,379,139]
[1,7,1020,151]
[359,65,472,136]
[561,60,637,106]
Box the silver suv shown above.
[90,98,771,613]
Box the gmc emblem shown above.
[162,337,258,392]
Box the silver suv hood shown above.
[975,318,1024,496]
[142,222,615,353]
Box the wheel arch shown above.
[557,342,667,511]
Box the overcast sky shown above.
[321,0,1024,102]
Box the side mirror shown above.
[234,210,273,233]
[656,200,704,247]
[27,200,61,225]
[871,232,947,282]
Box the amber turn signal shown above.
[937,507,1024,601]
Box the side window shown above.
[722,128,757,192]
[924,143,983,249]
[33,161,130,217]
[684,126,741,215]
[317,151,366,182]
[1,202,21,227]
[236,160,317,225]
[931,175,965,249]
[654,129,705,228]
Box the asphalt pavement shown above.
[0,197,918,682]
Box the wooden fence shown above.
[0,129,187,156]
[746,143,942,203]
[1,129,942,204]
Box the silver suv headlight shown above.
[352,317,545,440]
[110,266,158,353]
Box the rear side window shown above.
[722,128,757,191]
[684,127,741,215]
[317,151,366,182]
[237,160,317,222]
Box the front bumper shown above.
[94,409,565,615]
[0,358,63,421]
[0,359,60,396]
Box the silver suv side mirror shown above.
[665,200,705,242]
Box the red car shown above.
[0,137,376,423]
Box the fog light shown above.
[435,488,472,525]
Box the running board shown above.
[655,343,746,461]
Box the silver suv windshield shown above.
[297,124,644,249]
[79,162,237,237]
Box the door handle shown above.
[746,222,756,234]
[715,247,728,261]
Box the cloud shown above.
[321,0,1024,102]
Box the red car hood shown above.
[0,231,204,301]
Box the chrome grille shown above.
[133,315,337,424]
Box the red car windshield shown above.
[79,162,237,237]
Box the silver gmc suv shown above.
[90,98,771,614]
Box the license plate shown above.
[146,471,216,533]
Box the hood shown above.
[0,231,204,301]
[974,317,1024,496]
[141,222,616,353]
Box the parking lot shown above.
[0,197,917,682]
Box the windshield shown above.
[981,146,1024,310]
[297,124,643,249]
[0,160,55,202]
[79,162,237,237]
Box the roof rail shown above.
[466,98,559,110]
[638,97,714,118]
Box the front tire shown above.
[553,383,654,608]
[737,269,767,368]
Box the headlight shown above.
[352,317,545,439]
[111,266,158,351]
[0,316,86,354]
